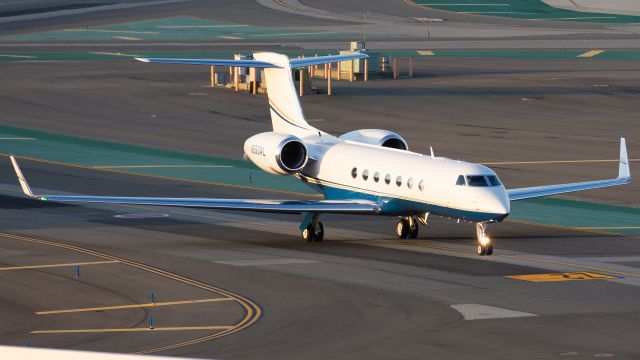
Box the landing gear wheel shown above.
[409,222,419,239]
[475,222,494,256]
[302,224,316,242]
[314,222,324,242]
[396,219,409,239]
[477,244,487,256]
[486,244,493,255]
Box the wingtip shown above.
[9,155,36,198]
[619,137,631,181]
[134,57,150,63]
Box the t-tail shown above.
[135,52,368,138]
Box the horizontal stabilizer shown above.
[135,53,369,69]
[135,57,281,68]
[289,53,368,68]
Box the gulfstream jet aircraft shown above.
[10,52,631,256]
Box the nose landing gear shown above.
[301,213,324,242]
[476,222,493,256]
[396,216,419,239]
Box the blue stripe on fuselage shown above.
[300,176,507,222]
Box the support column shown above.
[324,63,328,79]
[299,69,304,97]
[234,66,239,92]
[392,58,398,79]
[350,59,354,82]
[210,65,216,87]
[364,58,368,81]
[250,67,257,95]
[409,57,413,78]
[327,63,332,96]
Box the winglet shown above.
[619,137,631,181]
[9,155,36,198]
[134,57,150,63]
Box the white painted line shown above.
[113,36,141,41]
[217,36,243,40]
[213,258,319,266]
[250,32,336,37]
[0,54,35,58]
[156,25,249,28]
[451,304,537,320]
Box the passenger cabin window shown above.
[351,167,357,178]
[456,175,466,186]
[418,180,424,191]
[407,178,414,189]
[362,169,369,181]
[384,174,391,185]
[466,175,489,187]
[487,175,502,186]
[396,176,402,187]
[373,172,380,182]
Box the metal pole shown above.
[327,63,332,96]
[210,65,215,87]
[299,69,304,97]
[393,58,398,79]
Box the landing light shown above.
[479,235,491,246]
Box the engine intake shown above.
[244,132,308,175]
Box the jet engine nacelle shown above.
[244,132,309,175]
[339,129,409,150]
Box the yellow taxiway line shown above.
[36,298,234,315]
[0,260,119,271]
[0,232,261,355]
[578,50,605,58]
[507,271,617,282]
[31,325,233,334]
[0,153,319,198]
[483,158,640,165]
[92,165,233,169]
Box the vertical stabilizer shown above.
[252,52,315,136]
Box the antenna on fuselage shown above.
[430,146,435,159]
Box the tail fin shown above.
[253,52,314,136]
[135,52,369,138]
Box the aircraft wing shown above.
[507,138,631,201]
[9,156,380,214]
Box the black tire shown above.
[302,224,316,242]
[477,244,487,256]
[486,244,494,256]
[314,222,324,242]
[409,223,419,239]
[396,219,409,239]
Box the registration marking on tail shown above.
[507,272,618,282]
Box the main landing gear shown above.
[301,213,324,242]
[396,216,419,239]
[476,222,493,256]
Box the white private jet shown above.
[10,52,631,256]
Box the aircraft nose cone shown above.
[488,191,510,215]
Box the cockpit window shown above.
[487,175,502,186]
[466,175,488,187]
[456,175,466,186]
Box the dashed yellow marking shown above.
[92,164,233,169]
[578,50,605,58]
[417,50,435,56]
[0,260,119,271]
[506,272,617,282]
[31,325,233,334]
[36,298,234,315]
